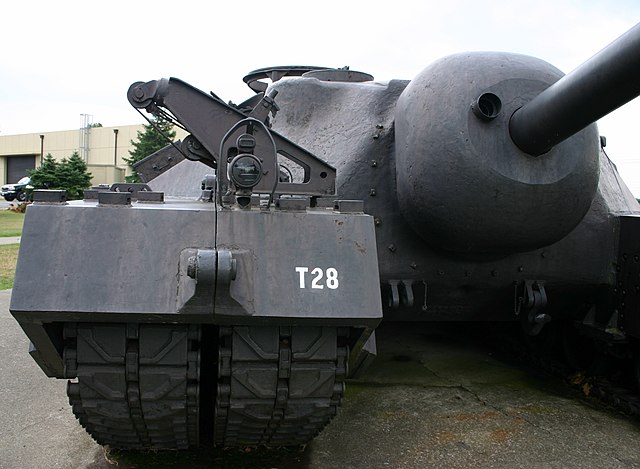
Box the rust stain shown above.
[490,428,514,443]
[354,241,366,254]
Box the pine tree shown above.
[124,116,176,182]
[28,153,60,190]
[61,151,93,199]
[28,151,93,200]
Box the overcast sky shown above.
[1,0,640,194]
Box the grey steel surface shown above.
[615,215,640,336]
[213,208,381,323]
[510,22,640,155]
[147,160,211,198]
[11,200,217,317]
[133,143,186,183]
[394,52,599,254]
[127,78,337,197]
[12,200,379,322]
[242,66,330,93]
[269,74,635,320]
[11,197,381,379]
[3,289,640,468]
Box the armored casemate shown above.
[10,22,640,448]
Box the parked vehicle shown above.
[1,176,31,202]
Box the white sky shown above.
[1,0,640,195]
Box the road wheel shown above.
[16,191,27,202]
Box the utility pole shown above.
[113,128,119,166]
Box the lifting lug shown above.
[515,280,550,336]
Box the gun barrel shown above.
[509,22,640,156]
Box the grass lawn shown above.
[0,244,20,290]
[0,210,25,237]
[0,208,25,289]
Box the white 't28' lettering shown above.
[296,267,339,290]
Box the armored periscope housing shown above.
[10,22,640,449]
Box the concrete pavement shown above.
[1,288,640,468]
[0,290,103,469]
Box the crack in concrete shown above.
[353,380,471,389]
[388,340,558,436]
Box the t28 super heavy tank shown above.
[10,22,640,449]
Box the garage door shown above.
[6,155,36,183]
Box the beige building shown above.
[0,125,188,186]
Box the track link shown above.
[64,323,201,449]
[214,326,349,446]
[64,323,348,449]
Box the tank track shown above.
[63,323,348,449]
[64,323,201,449]
[214,325,349,446]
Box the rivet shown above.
[370,188,377,196]
[370,160,378,168]
[374,217,382,226]
[387,244,397,253]
[410,262,417,270]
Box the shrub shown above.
[28,151,92,200]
